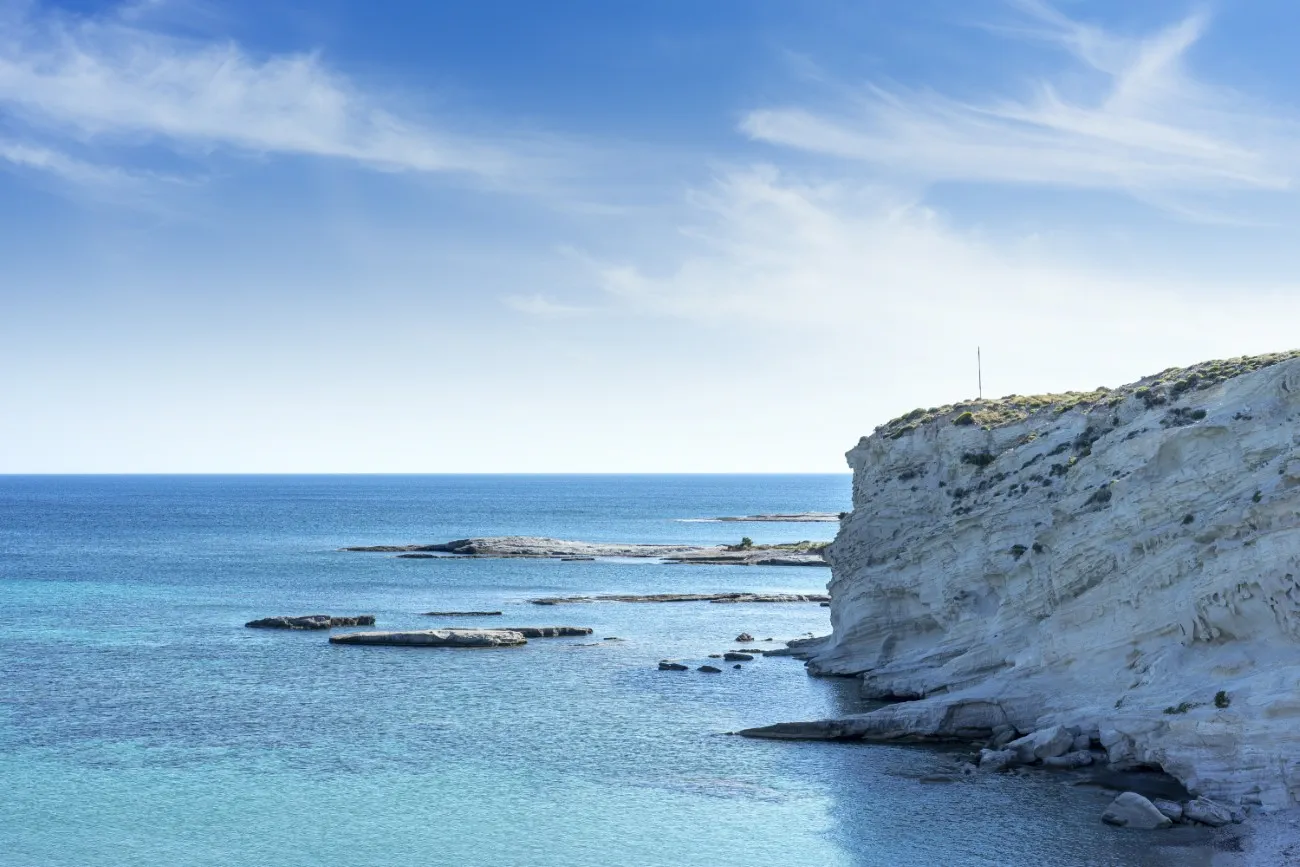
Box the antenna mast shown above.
[978,346,983,400]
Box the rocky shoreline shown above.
[742,352,1300,845]
[343,536,829,567]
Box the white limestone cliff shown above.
[806,352,1300,809]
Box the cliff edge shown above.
[799,351,1300,810]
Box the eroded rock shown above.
[1183,796,1234,827]
[328,629,525,647]
[1102,792,1173,830]
[1007,726,1075,764]
[246,615,375,630]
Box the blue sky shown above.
[5,0,1300,472]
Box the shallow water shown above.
[0,475,1246,866]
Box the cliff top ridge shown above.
[877,349,1300,440]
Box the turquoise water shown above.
[0,475,1228,866]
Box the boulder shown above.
[1101,792,1173,829]
[991,724,1018,749]
[1183,797,1234,827]
[246,615,375,630]
[658,660,689,671]
[735,633,755,642]
[1151,799,1184,823]
[978,749,1017,772]
[1042,750,1094,769]
[1072,734,1093,752]
[724,652,755,661]
[698,665,722,673]
[328,629,525,647]
[1007,725,1075,764]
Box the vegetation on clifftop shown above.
[875,350,1300,440]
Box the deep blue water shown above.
[0,475,1223,866]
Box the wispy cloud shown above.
[572,164,1300,408]
[503,293,594,319]
[741,2,1294,197]
[0,139,129,184]
[0,1,525,183]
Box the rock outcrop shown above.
[783,352,1300,810]
[343,537,828,567]
[246,615,375,630]
[470,626,591,638]
[328,629,526,647]
[528,592,829,605]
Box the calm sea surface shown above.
[0,475,1232,866]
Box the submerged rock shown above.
[699,665,722,673]
[723,652,755,662]
[246,615,375,630]
[735,632,755,642]
[329,629,525,647]
[658,660,689,671]
[1102,792,1173,830]
[978,749,1016,772]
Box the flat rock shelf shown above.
[528,593,830,605]
[329,629,527,648]
[343,536,829,567]
[246,614,376,630]
[697,513,842,523]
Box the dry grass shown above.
[875,350,1300,439]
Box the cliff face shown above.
[810,352,1300,809]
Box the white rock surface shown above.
[1152,799,1184,822]
[1006,725,1074,763]
[328,629,527,647]
[1102,792,1173,829]
[1185,796,1236,827]
[805,354,1300,809]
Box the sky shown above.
[5,0,1300,472]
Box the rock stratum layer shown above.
[796,351,1300,810]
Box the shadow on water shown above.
[765,674,1246,867]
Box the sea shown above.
[0,474,1241,866]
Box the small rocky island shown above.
[753,350,1300,824]
[246,614,376,630]
[344,536,830,567]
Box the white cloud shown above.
[572,163,1300,416]
[0,2,521,180]
[740,3,1294,197]
[503,293,593,318]
[0,139,128,184]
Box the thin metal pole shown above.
[978,347,983,399]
